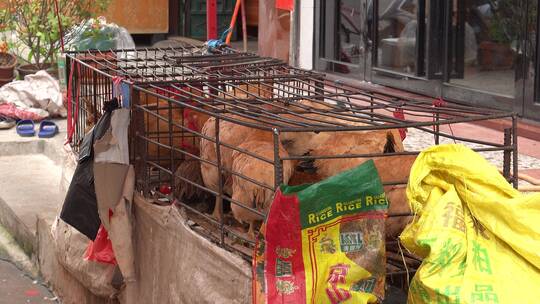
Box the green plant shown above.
[0,0,110,68]
[487,1,536,46]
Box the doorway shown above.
[315,0,540,120]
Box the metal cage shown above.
[66,46,518,295]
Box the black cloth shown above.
[60,98,119,240]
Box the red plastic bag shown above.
[276,0,294,11]
[392,108,407,140]
[84,224,117,265]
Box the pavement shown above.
[0,119,68,258]
[0,154,64,236]
[0,119,65,304]
[0,260,56,304]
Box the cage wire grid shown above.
[65,46,518,292]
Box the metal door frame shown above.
[313,0,369,80]
[368,0,444,97]
[312,0,539,120]
[521,0,540,120]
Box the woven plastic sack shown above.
[400,144,540,304]
[254,160,388,304]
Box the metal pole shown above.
[289,0,301,66]
[512,115,519,189]
[168,99,175,198]
[503,128,511,182]
[215,118,225,245]
[273,129,284,190]
[207,0,218,40]
[240,0,248,51]
[434,112,440,145]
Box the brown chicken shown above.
[230,140,294,237]
[384,185,411,239]
[200,115,273,219]
[137,86,210,164]
[279,99,377,157]
[175,83,276,206]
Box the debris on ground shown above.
[0,71,65,120]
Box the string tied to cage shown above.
[392,107,407,140]
[205,28,233,52]
[66,60,80,145]
[432,97,457,143]
[112,76,125,107]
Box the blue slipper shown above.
[16,120,35,137]
[38,120,58,138]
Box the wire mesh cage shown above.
[66,46,518,296]
[65,46,321,149]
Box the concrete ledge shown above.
[0,140,45,157]
[0,196,36,256]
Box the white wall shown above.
[298,0,315,70]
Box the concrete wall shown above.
[128,195,252,303]
[299,0,315,70]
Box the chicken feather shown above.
[230,140,294,236]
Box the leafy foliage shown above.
[0,0,110,68]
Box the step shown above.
[0,119,70,256]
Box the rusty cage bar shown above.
[65,45,518,294]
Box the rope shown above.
[112,76,125,107]
[205,28,232,51]
[53,0,65,53]
[65,60,76,144]
[432,97,457,143]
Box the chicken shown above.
[384,185,411,239]
[174,83,276,207]
[173,143,213,209]
[137,87,210,166]
[220,82,274,100]
[200,116,273,219]
[279,99,375,156]
[230,140,294,237]
[302,130,393,179]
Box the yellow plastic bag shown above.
[400,144,540,304]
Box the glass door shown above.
[442,0,521,113]
[314,0,369,79]
[521,0,540,120]
[314,0,539,120]
[370,0,444,96]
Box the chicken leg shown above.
[247,221,256,239]
[211,197,222,220]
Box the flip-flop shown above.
[0,115,15,130]
[38,120,58,138]
[16,120,35,136]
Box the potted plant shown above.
[0,0,110,78]
[0,42,17,86]
[476,2,532,71]
[0,10,16,86]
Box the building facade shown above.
[295,0,540,120]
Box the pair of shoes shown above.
[0,115,16,130]
[16,120,58,138]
